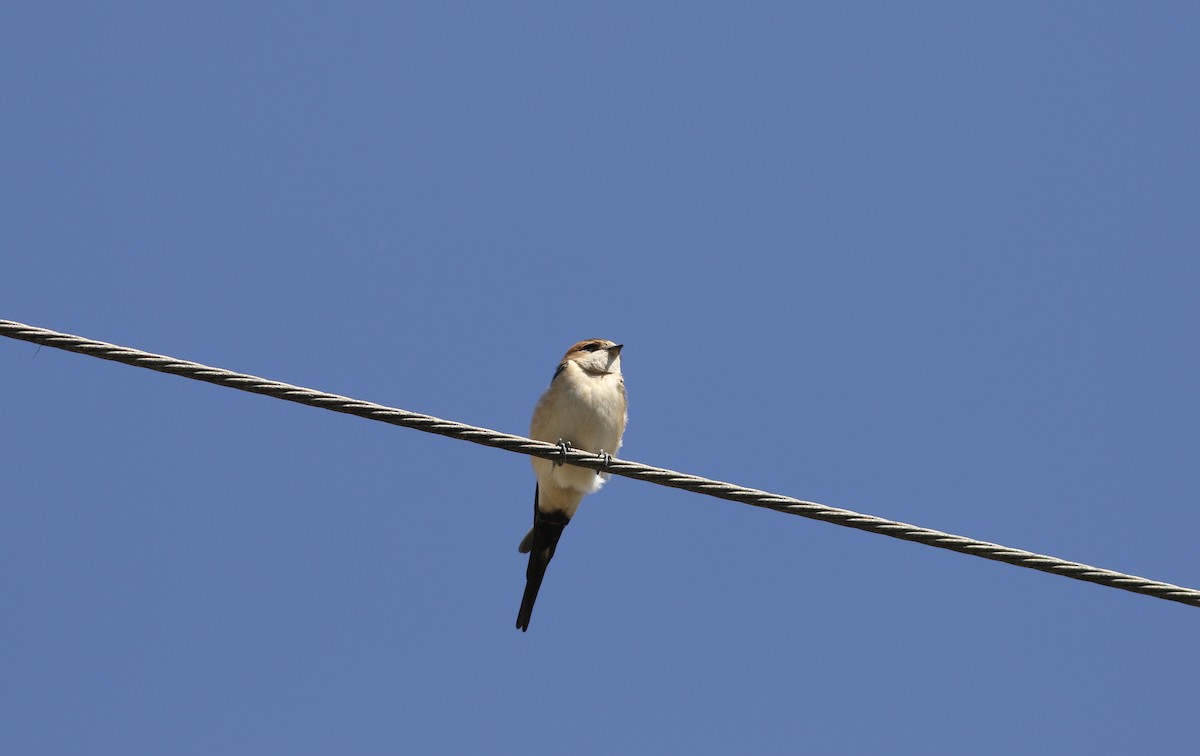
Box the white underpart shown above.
[530,354,626,509]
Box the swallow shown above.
[517,339,627,631]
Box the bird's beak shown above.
[608,344,624,354]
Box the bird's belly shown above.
[530,376,624,494]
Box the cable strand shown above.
[3,318,1197,608]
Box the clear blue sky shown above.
[3,3,1198,754]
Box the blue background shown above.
[3,3,1198,754]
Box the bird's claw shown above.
[596,449,612,474]
[554,439,573,466]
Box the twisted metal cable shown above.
[3,317,1197,608]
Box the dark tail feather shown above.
[516,489,570,632]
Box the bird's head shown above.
[562,339,623,375]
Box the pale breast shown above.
[530,371,626,494]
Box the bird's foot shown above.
[596,449,613,475]
[554,439,573,466]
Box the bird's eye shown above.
[582,343,600,352]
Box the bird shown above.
[516,339,627,632]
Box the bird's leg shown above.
[554,438,573,467]
[596,449,612,475]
